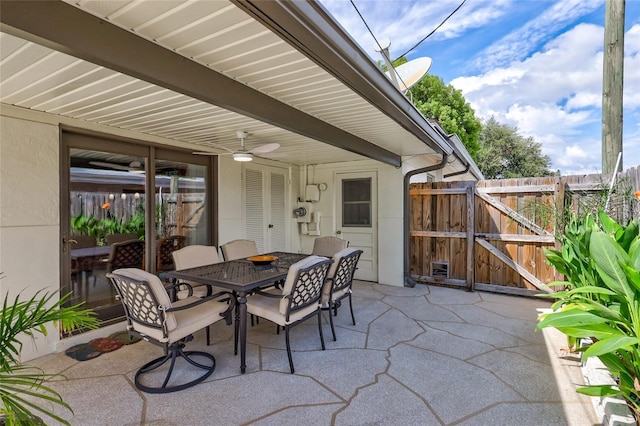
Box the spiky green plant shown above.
[0,288,99,425]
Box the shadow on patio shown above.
[32,282,598,425]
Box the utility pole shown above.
[602,0,625,174]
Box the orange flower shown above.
[101,202,111,209]
[635,190,640,201]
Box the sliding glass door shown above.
[61,132,215,326]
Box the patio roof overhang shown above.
[0,0,482,180]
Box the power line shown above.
[349,0,410,90]
[394,0,468,61]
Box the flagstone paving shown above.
[31,282,599,425]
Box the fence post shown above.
[466,184,475,291]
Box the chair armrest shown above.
[166,291,236,325]
[251,289,282,298]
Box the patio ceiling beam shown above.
[0,0,401,168]
[235,0,454,157]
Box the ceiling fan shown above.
[194,131,280,162]
[88,160,145,173]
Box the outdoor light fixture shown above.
[233,152,253,162]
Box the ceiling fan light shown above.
[233,152,253,162]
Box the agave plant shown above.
[0,286,99,425]
[537,210,640,412]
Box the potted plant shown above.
[0,282,99,425]
[537,210,640,414]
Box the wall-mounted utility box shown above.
[305,184,320,202]
[296,202,313,223]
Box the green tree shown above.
[409,75,481,160]
[381,57,481,160]
[477,117,556,179]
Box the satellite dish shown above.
[385,57,432,92]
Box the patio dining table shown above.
[164,251,309,373]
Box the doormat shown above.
[89,337,123,353]
[65,343,102,362]
[65,332,140,361]
[108,331,142,345]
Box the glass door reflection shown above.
[68,148,146,322]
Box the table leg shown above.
[238,293,247,374]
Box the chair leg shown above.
[206,325,210,346]
[348,294,356,325]
[328,301,337,341]
[134,341,215,394]
[317,310,325,350]
[285,325,294,374]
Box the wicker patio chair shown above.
[311,236,348,258]
[156,235,186,271]
[107,268,234,393]
[321,248,362,341]
[220,239,258,261]
[172,245,225,345]
[246,255,331,373]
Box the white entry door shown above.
[336,171,377,281]
[244,164,288,253]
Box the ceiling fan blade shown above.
[193,151,234,156]
[89,161,131,171]
[249,143,280,154]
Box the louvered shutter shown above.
[244,168,264,253]
[270,172,286,251]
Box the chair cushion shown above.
[173,245,220,270]
[221,239,258,260]
[166,296,230,344]
[312,236,347,258]
[246,292,320,326]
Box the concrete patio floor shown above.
[31,282,599,425]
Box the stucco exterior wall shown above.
[0,111,406,364]
[0,115,61,361]
[296,161,405,286]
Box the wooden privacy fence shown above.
[409,166,640,296]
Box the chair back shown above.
[329,248,362,291]
[107,268,177,338]
[221,239,258,261]
[312,236,348,258]
[107,240,145,272]
[172,245,221,270]
[280,256,331,317]
[105,233,139,245]
[157,235,186,271]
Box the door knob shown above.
[268,224,274,229]
[63,238,78,244]
[336,230,342,235]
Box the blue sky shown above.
[320,0,639,175]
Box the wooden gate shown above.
[409,167,640,296]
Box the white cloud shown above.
[451,23,640,173]
[320,0,510,60]
[473,0,603,70]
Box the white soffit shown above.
[0,0,450,167]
